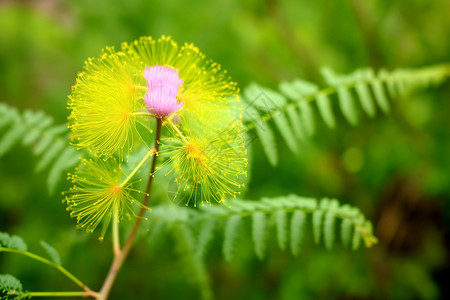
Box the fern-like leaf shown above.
[148,194,378,262]
[0,274,24,300]
[0,232,27,251]
[170,224,212,300]
[244,64,450,165]
[0,103,79,193]
[39,241,61,265]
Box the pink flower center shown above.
[143,65,183,117]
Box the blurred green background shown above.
[1,0,450,299]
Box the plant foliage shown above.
[0,103,79,193]
[0,233,27,252]
[148,195,377,263]
[243,64,450,165]
[0,274,25,300]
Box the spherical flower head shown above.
[144,65,183,117]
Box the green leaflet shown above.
[285,105,307,142]
[355,69,376,117]
[275,209,288,251]
[312,210,323,244]
[316,93,336,128]
[35,139,65,173]
[196,219,217,259]
[47,146,79,194]
[352,227,362,250]
[0,119,26,157]
[252,211,267,259]
[372,77,390,113]
[223,215,242,262]
[0,232,27,251]
[273,113,299,153]
[279,79,317,136]
[323,212,336,249]
[340,219,353,248]
[299,100,315,136]
[290,210,306,256]
[244,102,278,166]
[171,224,211,300]
[337,87,358,126]
[40,240,61,265]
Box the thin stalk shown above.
[132,85,147,91]
[112,208,120,256]
[21,291,94,298]
[120,147,156,187]
[164,117,189,144]
[129,112,153,117]
[0,247,93,293]
[98,118,163,300]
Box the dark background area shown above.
[1,0,449,299]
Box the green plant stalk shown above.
[164,117,189,143]
[112,208,120,256]
[0,247,94,293]
[120,147,156,187]
[97,117,163,300]
[21,291,92,298]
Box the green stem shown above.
[98,118,163,300]
[129,112,153,117]
[21,291,92,298]
[112,208,121,256]
[120,147,156,187]
[164,117,189,144]
[0,247,89,291]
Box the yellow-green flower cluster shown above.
[160,111,248,206]
[66,36,247,237]
[64,158,138,240]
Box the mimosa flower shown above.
[67,35,247,232]
[123,36,240,123]
[143,65,183,117]
[69,35,240,159]
[64,158,142,240]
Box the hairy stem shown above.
[98,118,163,300]
[0,247,94,294]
